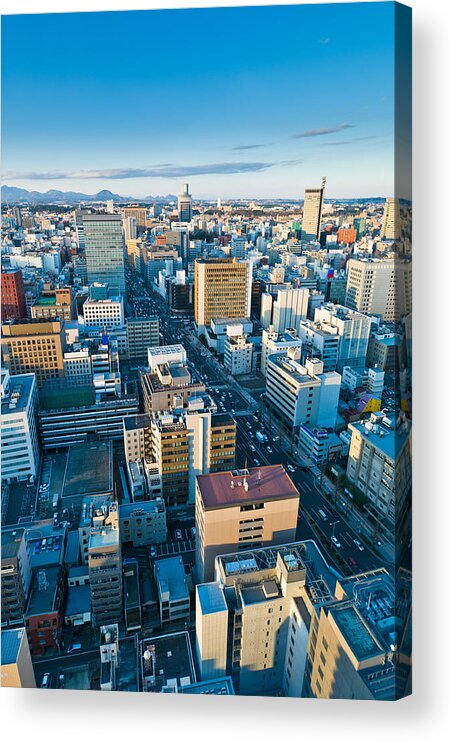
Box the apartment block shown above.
[1,528,32,628]
[86,501,123,627]
[346,412,412,525]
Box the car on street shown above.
[175,529,183,540]
[66,643,82,654]
[331,536,342,549]
[347,556,357,567]
[287,464,295,473]
[253,458,260,466]
[191,527,196,539]
[41,673,52,689]
[353,539,364,551]
[266,446,273,453]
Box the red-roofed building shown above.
[195,465,299,581]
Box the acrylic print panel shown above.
[0,2,412,701]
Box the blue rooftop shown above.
[197,582,228,615]
[1,628,25,665]
[154,556,189,602]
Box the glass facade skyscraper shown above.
[80,213,126,294]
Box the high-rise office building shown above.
[1,319,66,389]
[123,207,147,230]
[1,269,27,321]
[80,213,126,294]
[194,258,249,329]
[345,258,412,322]
[302,177,326,241]
[267,287,309,334]
[178,183,192,222]
[1,369,40,483]
[265,355,341,430]
[195,465,299,582]
[381,197,401,240]
[310,303,372,371]
[123,215,137,242]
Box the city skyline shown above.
[1,3,408,199]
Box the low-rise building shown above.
[154,556,190,626]
[141,631,197,693]
[119,500,167,547]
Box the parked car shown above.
[175,529,183,540]
[66,643,82,654]
[41,673,52,689]
[149,546,157,558]
[266,446,273,454]
[287,464,295,473]
[353,539,364,551]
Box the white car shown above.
[353,539,364,552]
[266,446,273,454]
[331,536,342,549]
[287,464,295,473]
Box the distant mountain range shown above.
[1,185,177,205]
[1,185,393,206]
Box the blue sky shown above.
[1,3,408,199]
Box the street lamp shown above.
[329,520,340,540]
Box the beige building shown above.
[302,178,326,241]
[195,541,337,696]
[345,258,412,322]
[123,206,147,229]
[141,345,205,413]
[1,628,36,688]
[31,287,75,322]
[194,258,249,329]
[124,403,236,508]
[196,544,411,700]
[195,465,299,583]
[307,568,412,700]
[84,501,123,627]
[1,319,66,388]
[381,197,401,240]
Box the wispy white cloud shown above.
[5,161,275,181]
[231,144,266,151]
[319,37,331,45]
[293,124,355,138]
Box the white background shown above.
[1,0,451,739]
